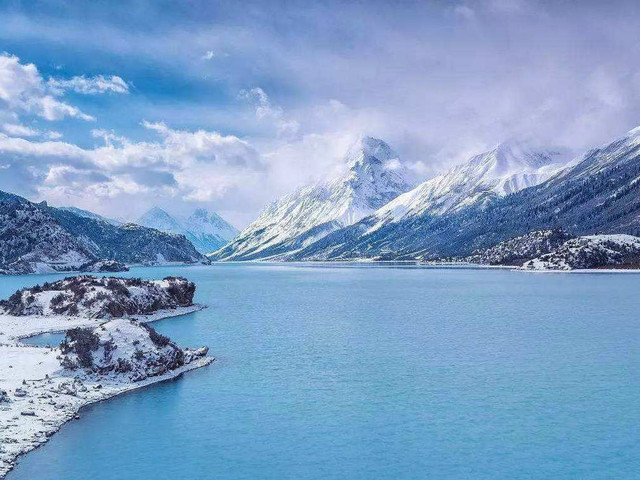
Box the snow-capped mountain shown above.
[366,141,568,233]
[183,208,239,252]
[211,136,412,261]
[289,127,640,261]
[136,207,238,254]
[0,191,206,274]
[137,207,183,234]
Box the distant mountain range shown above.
[6,124,640,271]
[0,191,207,275]
[137,207,238,254]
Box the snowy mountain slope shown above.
[137,207,238,254]
[290,127,640,260]
[210,136,412,261]
[137,207,183,234]
[181,208,239,253]
[523,234,640,270]
[0,191,206,274]
[365,141,568,234]
[0,192,96,274]
[59,206,122,225]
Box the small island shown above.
[0,275,213,478]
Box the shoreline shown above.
[209,260,640,273]
[0,305,212,479]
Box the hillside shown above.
[0,191,207,274]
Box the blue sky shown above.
[2,0,640,227]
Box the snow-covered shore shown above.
[0,304,211,478]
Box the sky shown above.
[2,0,640,228]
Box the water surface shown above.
[4,264,640,479]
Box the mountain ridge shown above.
[288,127,640,261]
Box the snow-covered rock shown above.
[522,234,640,270]
[211,136,412,261]
[0,194,96,275]
[0,276,195,318]
[460,229,575,266]
[137,207,238,255]
[59,319,208,381]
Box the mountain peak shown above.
[463,140,569,181]
[190,208,209,219]
[137,207,182,234]
[146,206,170,216]
[344,136,397,169]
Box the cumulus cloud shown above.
[0,122,267,222]
[47,74,129,95]
[0,53,95,121]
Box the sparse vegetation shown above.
[0,275,196,318]
[60,328,100,368]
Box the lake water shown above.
[4,264,640,479]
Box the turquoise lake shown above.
[4,264,640,479]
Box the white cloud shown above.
[47,74,129,95]
[45,130,62,140]
[0,122,266,223]
[2,123,38,137]
[38,95,95,121]
[0,53,96,122]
